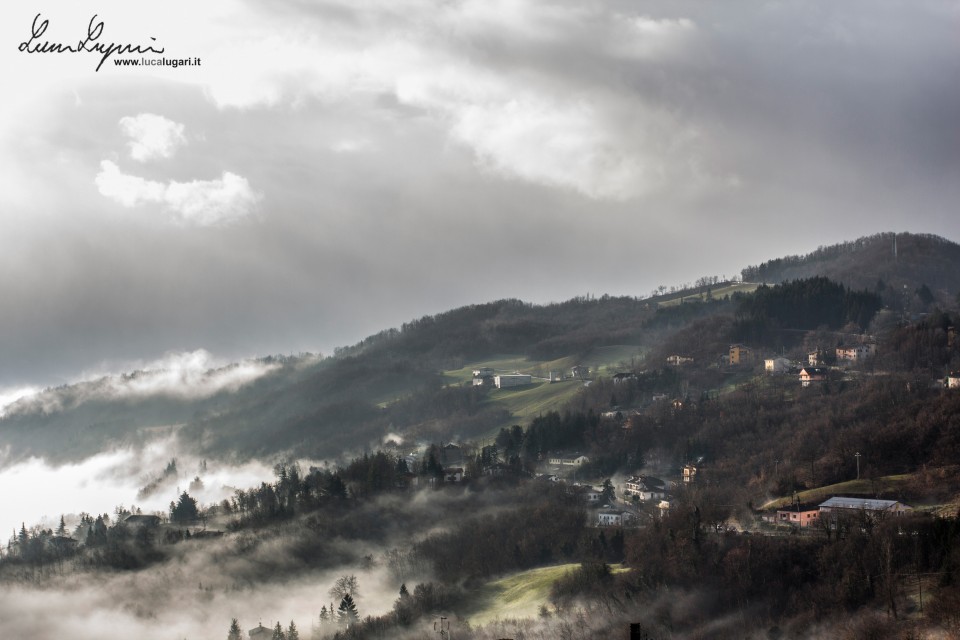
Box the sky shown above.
[1,0,959,387]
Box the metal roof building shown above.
[818,497,912,515]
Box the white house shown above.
[495,374,533,389]
[947,372,960,389]
[597,510,631,527]
[623,476,666,501]
[549,453,590,466]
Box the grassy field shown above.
[465,563,577,624]
[761,474,915,510]
[464,563,630,625]
[656,282,760,307]
[442,346,645,433]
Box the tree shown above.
[601,479,615,504]
[329,575,359,600]
[56,515,67,537]
[337,594,359,625]
[318,606,329,624]
[271,621,285,640]
[170,491,200,524]
[286,621,299,640]
[399,583,410,598]
[227,619,242,640]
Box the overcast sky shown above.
[1,0,958,386]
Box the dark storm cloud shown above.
[0,0,957,386]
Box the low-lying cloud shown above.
[1,349,279,417]
[0,434,278,537]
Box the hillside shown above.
[2,232,958,466]
[740,232,960,307]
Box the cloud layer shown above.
[0,0,957,385]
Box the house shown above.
[613,372,639,383]
[665,355,694,366]
[682,464,698,483]
[549,453,590,466]
[775,505,821,528]
[836,343,876,362]
[124,514,162,528]
[483,463,511,477]
[45,536,78,553]
[807,350,824,366]
[439,443,464,467]
[764,357,791,373]
[623,476,666,501]
[572,485,603,504]
[472,367,495,386]
[818,497,913,518]
[657,500,671,517]
[571,365,589,380]
[947,372,960,389]
[799,367,828,387]
[597,510,631,527]
[729,344,753,365]
[494,374,532,389]
[249,624,272,639]
[443,467,464,483]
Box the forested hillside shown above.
[740,232,960,307]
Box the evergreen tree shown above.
[170,491,200,524]
[271,621,286,640]
[56,515,67,537]
[399,583,409,598]
[227,619,242,640]
[337,594,359,625]
[318,606,329,624]
[287,621,299,640]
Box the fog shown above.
[0,435,277,540]
[0,349,282,418]
[0,539,403,640]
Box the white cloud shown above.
[95,161,259,226]
[119,113,187,162]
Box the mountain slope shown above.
[740,232,960,304]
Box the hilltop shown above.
[741,232,960,306]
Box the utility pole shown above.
[855,452,861,480]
